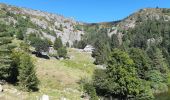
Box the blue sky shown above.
[0,0,169,23]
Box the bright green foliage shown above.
[146,70,168,94]
[83,83,98,100]
[135,80,154,100]
[146,70,164,83]
[93,69,108,95]
[0,24,15,80]
[93,49,154,99]
[18,53,39,91]
[106,49,141,99]
[54,36,63,50]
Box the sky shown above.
[0,0,169,23]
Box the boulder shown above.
[40,95,49,100]
[0,84,3,92]
[60,97,66,100]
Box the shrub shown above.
[57,47,67,58]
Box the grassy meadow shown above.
[0,48,96,100]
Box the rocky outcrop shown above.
[0,3,85,46]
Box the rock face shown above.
[0,3,85,46]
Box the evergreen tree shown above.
[30,37,50,53]
[93,49,154,99]
[105,49,142,99]
[57,47,67,58]
[16,28,24,40]
[54,36,63,50]
[0,24,15,80]
[18,53,39,91]
[129,48,151,79]
[111,34,119,49]
[92,39,110,65]
[152,48,169,74]
[83,83,98,100]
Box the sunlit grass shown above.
[1,48,96,100]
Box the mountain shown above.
[1,3,170,47]
[1,3,170,99]
[0,3,85,46]
[87,8,170,45]
[84,8,170,100]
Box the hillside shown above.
[82,8,170,46]
[0,3,85,46]
[78,8,170,100]
[1,2,170,100]
[0,44,95,99]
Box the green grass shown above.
[1,48,96,100]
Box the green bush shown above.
[57,47,67,58]
[83,83,98,100]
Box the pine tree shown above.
[57,47,67,58]
[54,36,63,50]
[92,39,110,65]
[129,48,151,79]
[0,25,15,80]
[111,34,119,49]
[18,53,39,91]
[153,48,168,73]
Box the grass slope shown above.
[0,48,95,100]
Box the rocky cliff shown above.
[0,3,85,46]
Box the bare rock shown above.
[0,85,3,92]
[40,94,49,100]
[60,97,67,100]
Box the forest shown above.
[77,16,170,99]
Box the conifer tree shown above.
[57,46,67,58]
[92,39,110,65]
[18,53,39,91]
[105,49,141,99]
[0,24,15,80]
[54,36,63,50]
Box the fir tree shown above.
[57,46,67,58]
[0,25,15,80]
[18,53,39,91]
[54,36,63,50]
[92,39,110,65]
[106,49,142,99]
